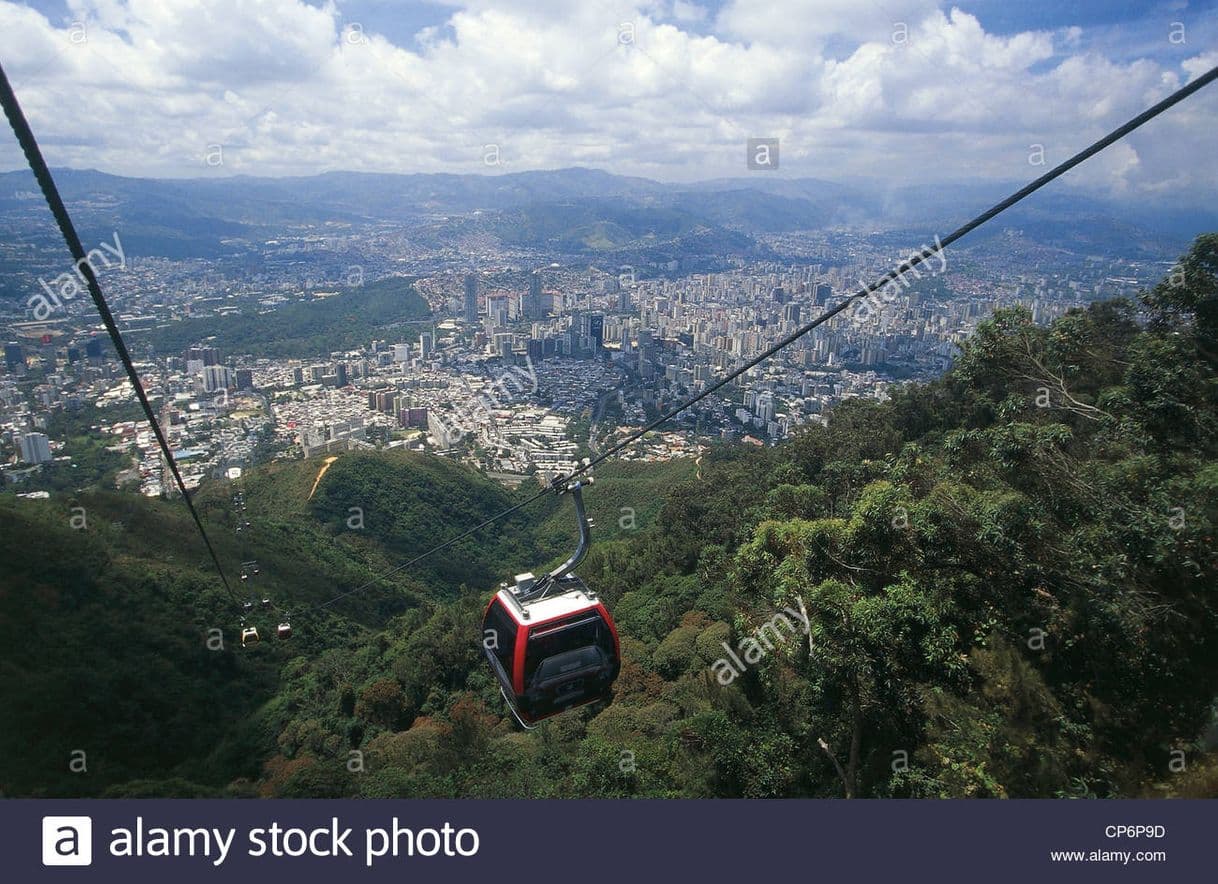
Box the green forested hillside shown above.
[144,276,429,359]
[2,236,1216,799]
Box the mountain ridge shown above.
[1,166,1212,266]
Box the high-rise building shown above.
[18,432,52,464]
[576,313,605,351]
[333,363,348,387]
[562,327,579,356]
[375,391,398,414]
[756,392,775,424]
[814,283,833,305]
[486,294,510,328]
[420,332,434,358]
[525,270,543,320]
[235,368,255,391]
[203,365,234,392]
[185,346,220,367]
[637,328,655,359]
[463,274,479,324]
[4,342,24,372]
[85,337,104,363]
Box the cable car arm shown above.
[546,480,592,583]
[520,478,594,602]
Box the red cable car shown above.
[482,478,619,727]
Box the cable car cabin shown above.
[483,578,619,725]
[276,622,292,640]
[481,479,619,726]
[241,626,259,647]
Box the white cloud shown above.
[0,0,1211,206]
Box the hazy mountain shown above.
[0,166,1211,265]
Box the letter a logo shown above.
[42,817,92,866]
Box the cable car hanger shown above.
[515,476,594,606]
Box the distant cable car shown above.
[481,478,619,727]
[277,622,292,640]
[241,626,259,647]
[242,600,254,613]
[260,597,271,609]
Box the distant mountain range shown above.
[0,166,1212,267]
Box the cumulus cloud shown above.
[0,0,1212,204]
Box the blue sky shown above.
[0,1,1214,205]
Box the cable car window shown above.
[524,615,614,685]
[533,646,605,685]
[529,614,601,639]
[484,600,517,670]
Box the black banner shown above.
[6,798,1211,882]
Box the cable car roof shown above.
[494,585,600,626]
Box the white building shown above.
[202,365,234,392]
